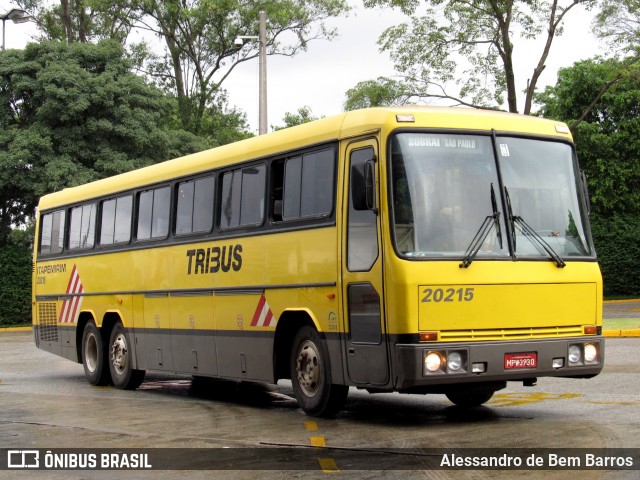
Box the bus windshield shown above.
[390,132,594,261]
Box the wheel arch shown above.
[273,309,317,382]
[101,311,122,342]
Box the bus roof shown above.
[37,106,572,211]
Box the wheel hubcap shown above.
[296,340,321,397]
[111,333,128,375]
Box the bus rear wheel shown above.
[445,389,495,407]
[290,326,347,417]
[108,322,145,390]
[81,321,110,386]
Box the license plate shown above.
[504,352,537,369]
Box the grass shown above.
[603,318,640,330]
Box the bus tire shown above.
[81,321,110,386]
[446,389,495,407]
[108,322,145,390]
[290,326,347,417]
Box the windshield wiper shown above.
[460,184,501,269]
[504,187,566,268]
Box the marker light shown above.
[396,114,415,123]
[584,343,598,363]
[584,325,598,335]
[419,332,438,342]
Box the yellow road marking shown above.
[304,421,319,431]
[305,421,337,472]
[489,392,582,407]
[310,436,326,448]
[317,457,339,473]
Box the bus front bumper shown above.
[394,336,605,390]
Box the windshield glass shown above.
[497,137,593,258]
[390,133,594,260]
[390,133,509,258]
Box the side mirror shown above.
[351,158,377,212]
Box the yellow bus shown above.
[32,107,604,417]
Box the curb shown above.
[0,326,31,332]
[603,329,640,338]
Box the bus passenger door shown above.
[341,140,390,386]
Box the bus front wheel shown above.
[108,322,145,390]
[290,326,347,417]
[81,321,110,386]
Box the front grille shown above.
[439,325,584,342]
[38,302,59,342]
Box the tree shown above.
[0,40,206,244]
[343,77,409,110]
[537,57,640,216]
[537,56,640,296]
[0,238,32,325]
[135,0,349,135]
[15,0,137,44]
[362,0,597,113]
[272,106,321,130]
[594,0,640,57]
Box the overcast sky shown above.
[226,2,603,132]
[4,1,604,134]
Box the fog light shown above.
[568,345,582,364]
[584,343,598,363]
[471,362,486,373]
[447,352,463,371]
[425,351,444,373]
[552,358,564,369]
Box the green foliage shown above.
[139,0,349,134]
[0,240,32,326]
[591,214,640,296]
[343,77,409,111]
[363,0,597,113]
[272,106,321,130]
[15,0,137,44]
[537,56,640,296]
[594,0,640,57]
[0,40,206,242]
[537,57,640,215]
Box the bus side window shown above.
[282,148,335,221]
[220,165,266,229]
[68,203,96,250]
[176,176,214,235]
[100,195,132,245]
[137,186,171,240]
[40,210,66,255]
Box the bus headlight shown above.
[584,343,598,363]
[424,351,445,374]
[447,351,463,372]
[568,345,582,365]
